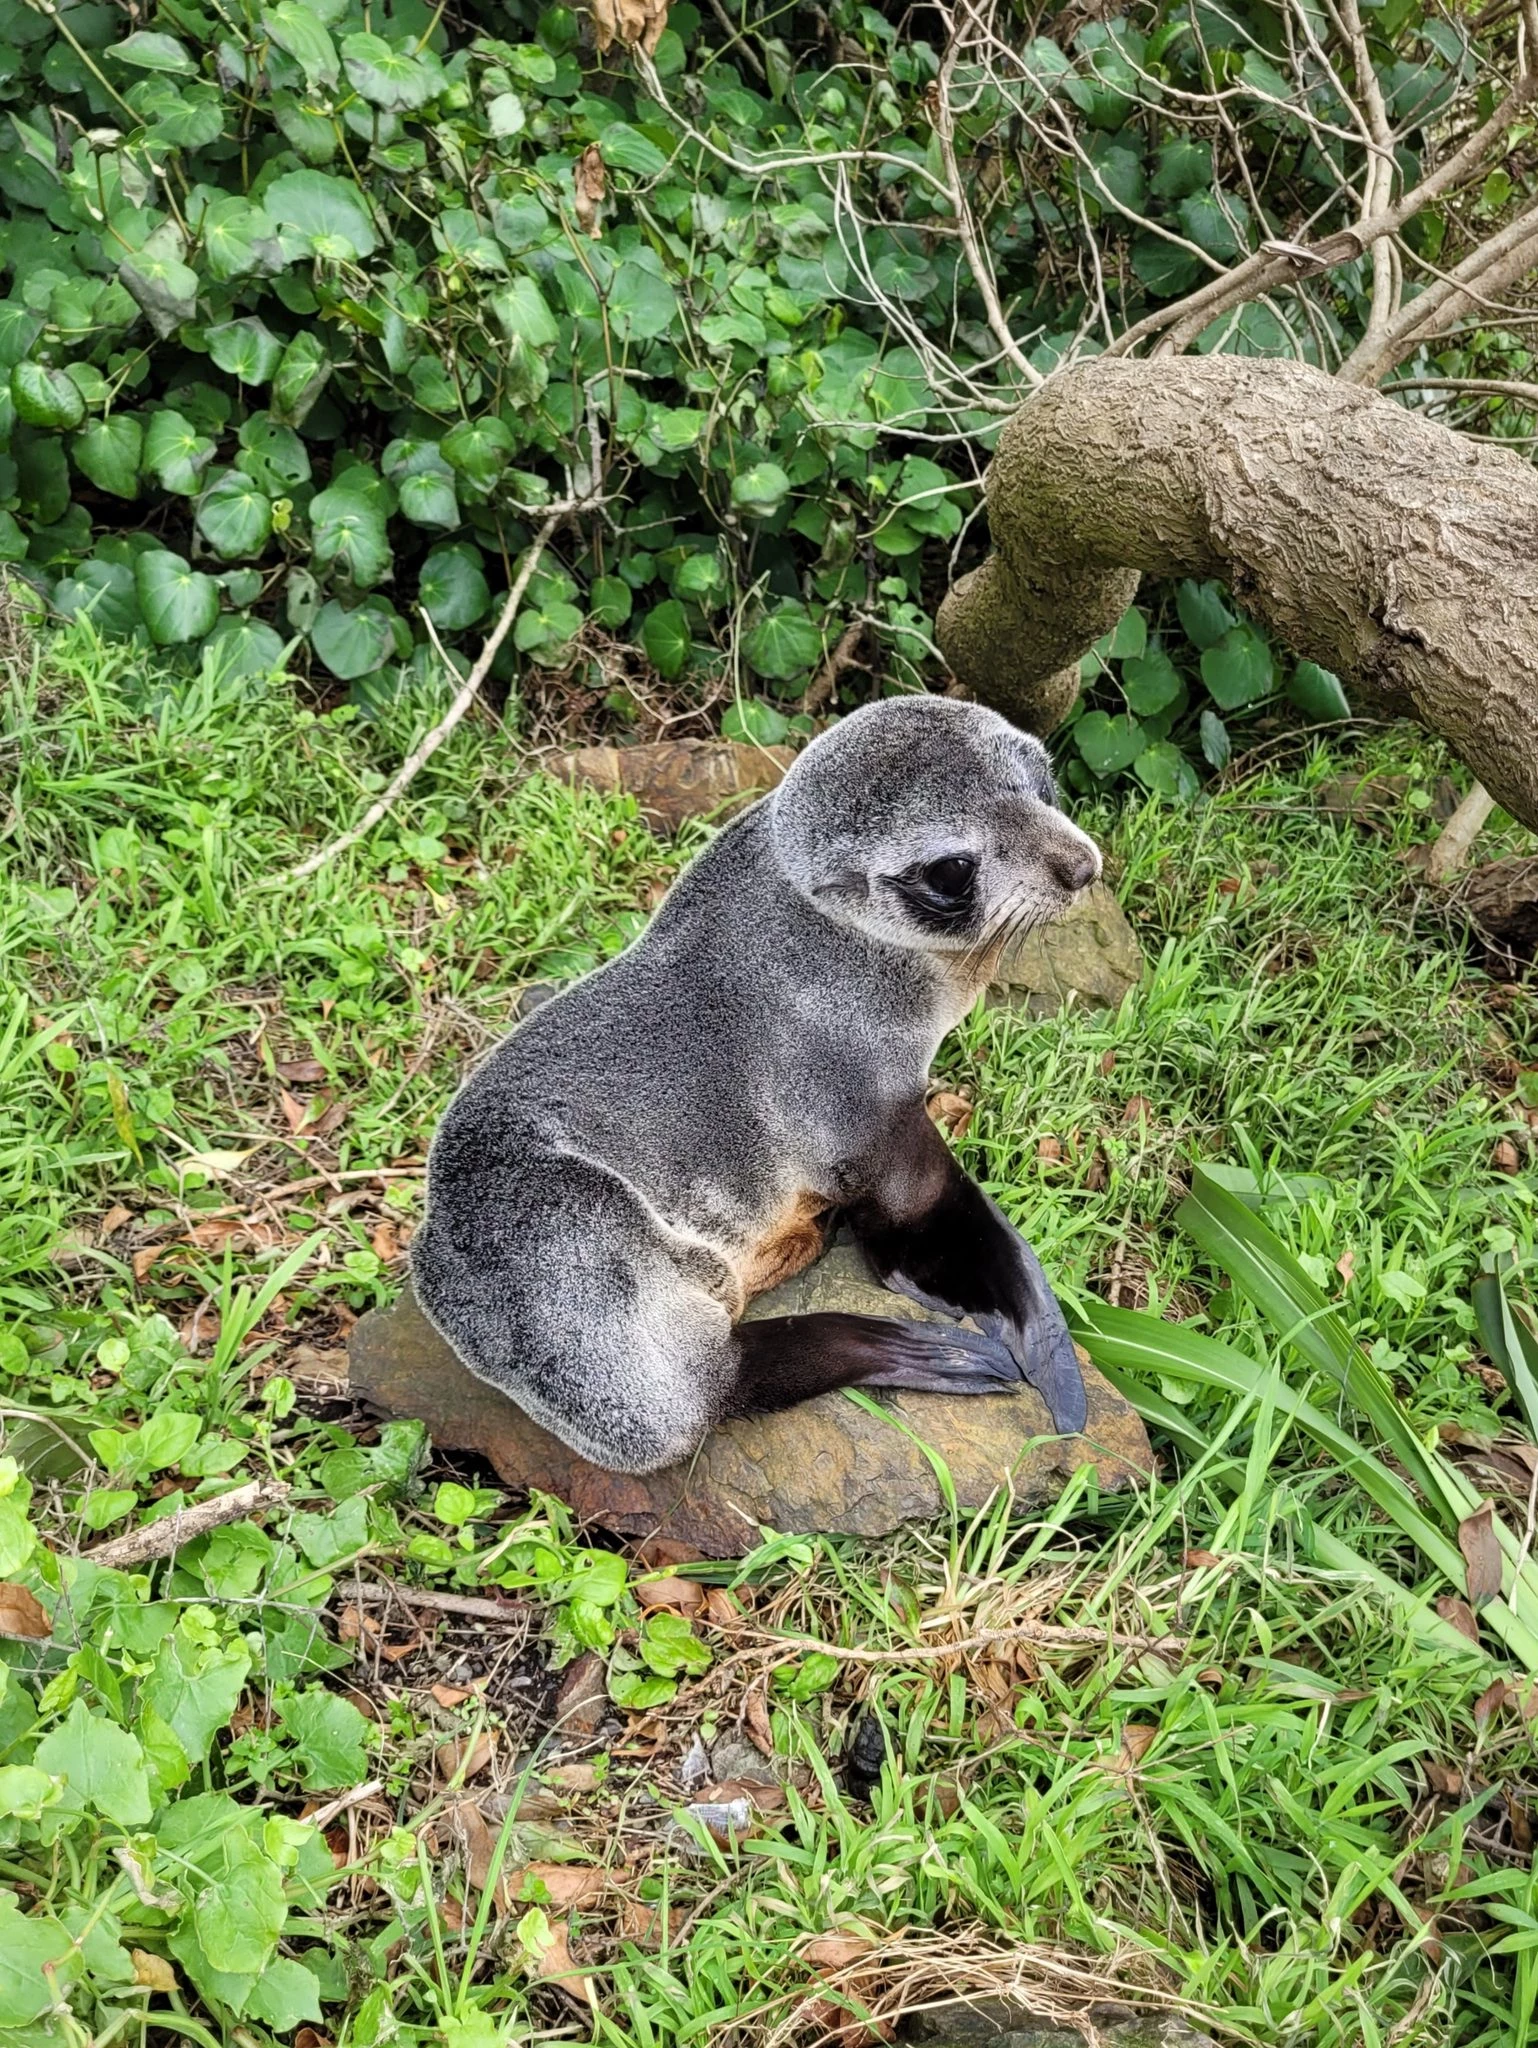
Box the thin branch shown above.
[342,1581,533,1621]
[85,1480,291,1570]
[1427,783,1499,883]
[280,503,586,884]
[1342,203,1538,381]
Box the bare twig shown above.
[280,503,589,884]
[85,1479,291,1570]
[736,1619,1184,1666]
[1426,782,1499,884]
[305,1780,386,1831]
[343,1581,533,1621]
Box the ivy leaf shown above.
[1122,646,1182,714]
[311,597,398,679]
[111,30,197,72]
[197,472,274,559]
[278,1686,370,1790]
[441,416,513,487]
[722,697,791,745]
[397,469,460,530]
[1133,740,1201,800]
[1074,709,1145,775]
[744,602,822,682]
[488,275,559,350]
[206,318,283,386]
[871,245,937,301]
[647,407,706,452]
[1175,579,1236,650]
[1199,707,1231,768]
[0,1892,72,2027]
[1200,623,1275,709]
[1129,233,1203,299]
[191,1830,287,1975]
[261,3,339,87]
[12,361,86,430]
[1151,137,1213,199]
[144,83,226,150]
[141,410,214,498]
[205,618,286,682]
[1178,189,1251,264]
[600,122,669,175]
[142,1630,252,1768]
[730,462,790,517]
[1289,659,1350,721]
[608,261,680,342]
[270,332,332,429]
[198,196,285,282]
[55,559,141,635]
[341,32,435,110]
[72,417,143,499]
[136,550,221,645]
[245,1959,324,2031]
[420,544,491,631]
[641,598,690,679]
[35,1700,154,1826]
[310,487,391,589]
[265,169,380,260]
[590,575,632,627]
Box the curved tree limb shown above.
[935,355,1538,833]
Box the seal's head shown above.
[769,695,1101,959]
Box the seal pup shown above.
[411,695,1102,1474]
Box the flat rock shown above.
[989,881,1143,1015]
[902,2003,1216,2048]
[347,1241,1150,1556]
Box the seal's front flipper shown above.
[731,1310,1020,1414]
[848,1108,1088,1436]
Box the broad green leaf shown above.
[647,407,706,452]
[744,602,821,681]
[279,1685,370,1789]
[1200,622,1275,709]
[311,597,398,679]
[600,121,669,175]
[34,1700,153,1826]
[1074,709,1144,775]
[730,462,790,517]
[1178,188,1251,263]
[190,1829,287,1975]
[442,415,513,485]
[419,543,490,630]
[205,617,286,682]
[198,196,285,282]
[0,1893,72,2027]
[246,1959,324,2031]
[309,485,391,588]
[12,361,86,430]
[723,697,791,745]
[197,472,274,559]
[55,559,141,635]
[72,416,143,498]
[1176,578,1236,650]
[514,597,583,654]
[1289,659,1350,721]
[638,1610,711,1677]
[589,574,632,627]
[206,317,283,385]
[641,598,689,678]
[143,82,226,150]
[489,275,559,350]
[1129,233,1203,299]
[265,169,380,260]
[136,550,220,645]
[1122,646,1181,714]
[119,229,200,337]
[398,469,459,529]
[1150,136,1212,199]
[1133,739,1199,799]
[608,261,679,342]
[1106,606,1146,659]
[262,3,339,87]
[1199,707,1231,768]
[239,412,312,491]
[111,30,196,72]
[142,1629,252,1767]
[143,411,217,496]
[341,31,435,110]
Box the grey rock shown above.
[901,2001,1217,2048]
[347,1242,1150,1556]
[989,881,1143,1015]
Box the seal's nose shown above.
[1047,838,1100,894]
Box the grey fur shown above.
[411,696,1102,1472]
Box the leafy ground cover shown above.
[1,624,1537,2047]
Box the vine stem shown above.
[278,499,596,886]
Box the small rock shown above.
[989,882,1143,1015]
[900,2004,1218,2048]
[347,1244,1150,1558]
[546,738,797,832]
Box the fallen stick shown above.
[85,1478,291,1570]
[304,1779,386,1832]
[343,1581,532,1622]
[281,500,591,885]
[739,1619,1183,1665]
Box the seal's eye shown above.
[920,854,976,902]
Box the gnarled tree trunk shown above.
[936,355,1538,836]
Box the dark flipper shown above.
[846,1107,1088,1436]
[730,1310,1020,1416]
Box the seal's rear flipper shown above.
[732,1310,1020,1413]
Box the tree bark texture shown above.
[937,355,1538,834]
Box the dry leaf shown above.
[926,1090,973,1140]
[544,1761,598,1791]
[277,1057,327,1084]
[1036,1136,1064,1165]
[371,1219,404,1263]
[573,142,605,239]
[294,2030,333,2048]
[1121,1095,1153,1124]
[589,0,669,56]
[132,1245,164,1282]
[432,1683,473,1709]
[177,1145,263,1179]
[637,1574,705,1616]
[1474,1678,1510,1726]
[804,1934,878,1970]
[701,1777,786,1812]
[280,1088,309,1134]
[510,1861,607,1908]
[1508,1788,1534,1852]
[703,1586,741,1629]
[100,1203,134,1237]
[1099,1049,1117,1076]
[310,1099,348,1140]
[1458,1501,1503,1608]
[1099,1722,1158,1776]
[1423,1760,1463,1797]
[0,1583,50,1641]
[743,1686,775,1755]
[1493,1138,1522,1173]
[1434,1594,1481,1644]
[437,1729,496,1781]
[1336,1248,1356,1286]
[132,1950,178,1992]
[522,1912,596,2012]
[620,1898,665,1945]
[927,1770,963,1818]
[1183,1549,1221,1570]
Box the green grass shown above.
[0,623,1536,2048]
